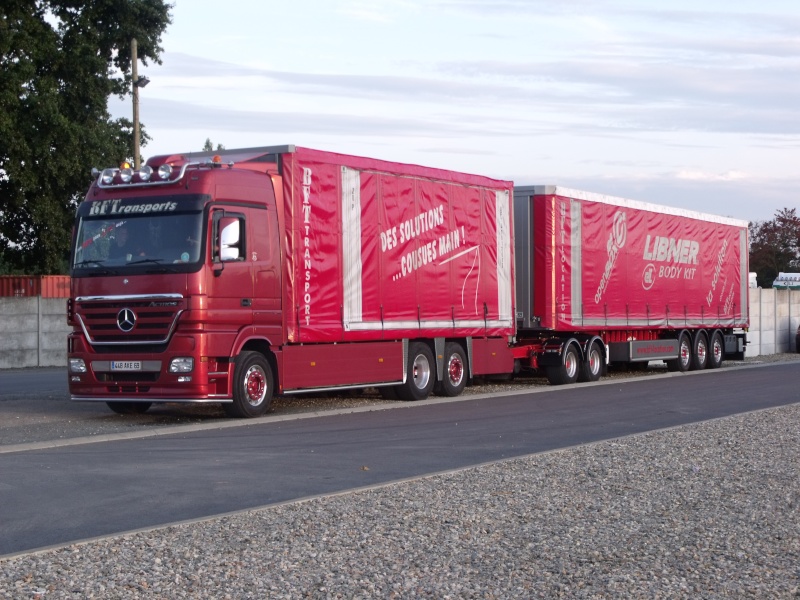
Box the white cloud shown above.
[111,0,800,223]
[674,170,748,182]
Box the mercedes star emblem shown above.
[116,308,136,332]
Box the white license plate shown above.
[111,361,142,371]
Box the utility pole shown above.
[131,39,150,170]
[132,38,141,170]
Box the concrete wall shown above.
[1,291,798,368]
[0,297,69,368]
[747,288,800,357]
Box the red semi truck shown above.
[67,146,748,417]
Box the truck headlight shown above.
[69,358,87,373]
[169,357,194,373]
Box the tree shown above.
[749,208,800,287]
[202,138,225,152]
[0,1,172,274]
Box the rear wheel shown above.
[666,333,691,372]
[708,331,724,369]
[397,342,435,401]
[691,333,709,370]
[578,341,603,382]
[225,351,274,418]
[106,401,151,415]
[436,342,468,397]
[547,344,580,385]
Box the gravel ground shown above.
[2,369,799,598]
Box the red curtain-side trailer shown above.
[511,185,748,385]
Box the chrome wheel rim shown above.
[447,353,464,386]
[244,365,267,406]
[412,354,432,390]
[565,351,578,378]
[589,349,601,375]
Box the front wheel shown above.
[547,344,580,385]
[435,342,468,397]
[106,401,151,415]
[397,342,435,401]
[225,351,274,418]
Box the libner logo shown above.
[594,211,627,304]
[642,263,656,290]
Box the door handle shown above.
[241,299,252,307]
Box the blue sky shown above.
[108,0,800,223]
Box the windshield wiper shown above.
[127,258,165,266]
[74,259,105,268]
[73,260,117,276]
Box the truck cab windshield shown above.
[72,211,204,272]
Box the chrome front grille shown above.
[75,294,184,345]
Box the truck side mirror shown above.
[212,212,245,277]
[219,218,241,261]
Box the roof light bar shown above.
[92,161,197,189]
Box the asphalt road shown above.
[2,361,800,557]
[0,368,233,446]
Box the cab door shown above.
[205,209,254,353]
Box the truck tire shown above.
[708,331,724,369]
[378,386,399,400]
[666,333,691,372]
[397,342,435,401]
[691,332,709,370]
[435,342,468,397]
[578,341,603,382]
[546,344,580,385]
[225,351,274,418]
[106,401,151,415]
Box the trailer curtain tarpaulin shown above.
[534,187,749,331]
[282,148,515,343]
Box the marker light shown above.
[139,165,153,181]
[158,164,173,180]
[101,169,115,185]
